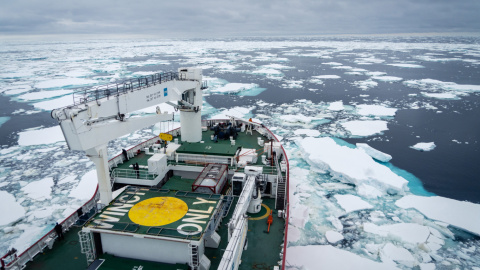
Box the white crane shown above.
[51,68,204,204]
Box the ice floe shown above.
[334,194,373,213]
[0,191,26,226]
[288,245,399,270]
[298,137,408,194]
[396,195,480,236]
[353,79,378,90]
[35,78,98,89]
[404,79,480,95]
[421,92,460,100]
[68,170,98,201]
[356,143,392,162]
[341,120,388,136]
[293,129,320,137]
[21,177,53,201]
[387,63,425,68]
[17,126,65,146]
[363,222,438,244]
[356,104,397,117]
[210,106,255,120]
[410,142,436,152]
[328,101,344,111]
[372,76,403,82]
[32,95,75,111]
[325,230,344,244]
[312,75,341,79]
[17,90,73,101]
[381,243,416,268]
[210,83,260,95]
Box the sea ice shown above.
[381,243,416,268]
[293,129,320,137]
[35,78,98,89]
[21,177,54,201]
[334,194,373,213]
[287,245,399,270]
[372,76,403,82]
[421,92,459,100]
[17,126,65,146]
[0,191,26,226]
[32,95,76,111]
[356,143,392,162]
[396,195,480,236]
[328,101,344,111]
[387,63,424,68]
[17,90,73,101]
[210,83,259,94]
[210,106,254,120]
[251,68,283,77]
[322,62,343,66]
[410,142,436,152]
[280,114,317,124]
[341,120,388,136]
[312,75,341,79]
[297,137,408,194]
[363,223,433,244]
[68,170,98,201]
[404,79,480,94]
[325,230,344,244]
[353,79,378,90]
[356,104,397,117]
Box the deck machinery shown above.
[5,68,289,270]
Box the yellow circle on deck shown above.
[128,197,188,227]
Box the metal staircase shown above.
[275,176,286,210]
[78,230,95,265]
[189,244,200,270]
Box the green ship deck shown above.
[111,128,279,175]
[86,187,222,240]
[25,173,285,270]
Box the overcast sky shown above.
[1,0,479,38]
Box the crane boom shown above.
[51,68,204,204]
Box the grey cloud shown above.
[0,0,479,37]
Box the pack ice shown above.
[298,137,407,194]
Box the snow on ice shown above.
[410,142,436,152]
[325,230,344,244]
[356,104,397,117]
[68,170,98,201]
[387,63,425,68]
[17,90,73,101]
[17,126,65,146]
[21,177,54,201]
[34,78,98,89]
[356,143,392,162]
[328,101,344,111]
[288,245,399,270]
[297,137,408,194]
[334,194,373,213]
[341,120,388,136]
[0,191,26,226]
[396,195,480,236]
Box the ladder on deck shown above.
[189,244,200,270]
[222,195,234,218]
[275,176,286,210]
[78,230,95,265]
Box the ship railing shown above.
[174,153,231,166]
[1,187,100,270]
[254,119,290,270]
[70,71,181,107]
[111,168,157,180]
